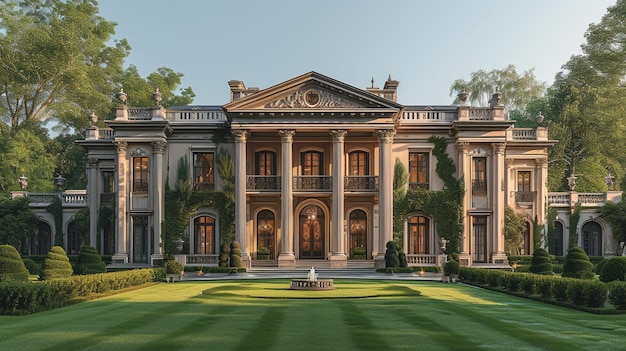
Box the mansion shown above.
[13,72,623,267]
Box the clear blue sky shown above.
[98,0,615,106]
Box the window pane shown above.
[193,153,215,190]
[409,152,429,189]
[133,157,149,192]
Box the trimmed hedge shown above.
[0,268,161,315]
[74,246,106,275]
[529,248,553,275]
[608,281,626,310]
[229,241,242,268]
[459,268,609,309]
[562,247,594,279]
[0,245,29,282]
[599,257,626,283]
[385,241,399,268]
[40,246,73,280]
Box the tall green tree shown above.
[504,206,527,256]
[0,197,38,248]
[449,64,547,123]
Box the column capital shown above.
[279,129,296,142]
[330,130,347,142]
[491,142,505,155]
[151,141,167,154]
[114,141,127,154]
[232,129,248,142]
[376,129,395,144]
[535,157,548,168]
[455,141,469,153]
[86,158,98,168]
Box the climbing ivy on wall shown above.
[394,136,465,253]
[545,206,557,254]
[569,203,581,249]
[163,148,235,257]
[46,195,64,247]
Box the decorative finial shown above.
[388,74,392,81]
[371,77,375,89]
[536,111,544,125]
[88,111,98,126]
[153,87,162,106]
[116,87,127,105]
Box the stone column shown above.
[151,141,166,264]
[232,129,251,268]
[455,141,471,266]
[87,158,98,250]
[491,142,508,264]
[112,141,128,264]
[375,129,395,269]
[278,130,296,267]
[330,130,348,267]
[535,157,548,248]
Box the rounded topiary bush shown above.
[165,260,184,274]
[599,257,626,283]
[74,246,106,275]
[562,247,594,279]
[0,244,30,282]
[529,248,553,275]
[219,243,230,267]
[444,258,460,276]
[39,246,73,280]
[385,241,399,268]
[398,252,408,268]
[608,281,626,309]
[230,241,242,268]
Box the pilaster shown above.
[232,129,251,268]
[151,141,166,264]
[112,141,128,264]
[278,130,296,267]
[375,129,395,269]
[330,130,348,267]
[491,142,508,264]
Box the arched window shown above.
[408,215,429,254]
[257,210,275,259]
[67,221,83,255]
[26,221,51,255]
[349,210,367,257]
[194,216,215,254]
[582,221,602,257]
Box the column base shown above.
[241,253,251,269]
[374,254,386,269]
[491,252,509,265]
[329,253,348,268]
[278,253,296,267]
[151,253,164,267]
[111,253,128,265]
[458,253,471,267]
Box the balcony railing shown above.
[405,254,446,267]
[548,192,614,207]
[409,182,429,191]
[344,176,378,191]
[293,176,332,191]
[175,254,219,267]
[12,191,88,207]
[247,176,281,191]
[515,191,537,203]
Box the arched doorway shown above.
[26,221,52,255]
[299,204,325,259]
[67,221,84,255]
[582,221,602,256]
[349,209,367,259]
[257,210,276,259]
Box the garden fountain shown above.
[289,267,334,290]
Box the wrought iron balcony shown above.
[344,176,378,191]
[293,176,332,191]
[514,191,537,203]
[246,175,281,191]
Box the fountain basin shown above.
[289,279,335,290]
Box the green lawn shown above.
[1,279,625,351]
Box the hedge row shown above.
[459,268,609,309]
[0,268,162,315]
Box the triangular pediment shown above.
[223,72,402,112]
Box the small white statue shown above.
[307,267,318,282]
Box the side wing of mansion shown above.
[15,72,623,267]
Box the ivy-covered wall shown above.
[394,136,465,253]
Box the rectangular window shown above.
[193,152,215,190]
[409,152,429,189]
[472,216,487,262]
[349,151,369,176]
[518,171,531,192]
[103,171,114,193]
[255,151,276,175]
[133,157,149,192]
[472,157,487,196]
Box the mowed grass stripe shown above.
[337,299,394,350]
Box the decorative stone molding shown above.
[376,129,396,144]
[131,147,149,157]
[278,129,296,142]
[470,147,488,157]
[152,141,167,154]
[114,141,127,154]
[86,158,98,168]
[491,142,505,155]
[455,141,469,153]
[231,129,248,142]
[265,89,362,108]
[535,158,548,168]
[330,130,347,142]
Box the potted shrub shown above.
[257,247,270,260]
[444,259,461,283]
[165,260,184,282]
[351,247,366,260]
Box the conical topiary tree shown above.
[74,246,106,275]
[219,242,230,267]
[562,246,594,279]
[529,248,553,275]
[230,241,242,268]
[385,241,399,268]
[40,246,73,280]
[599,257,626,283]
[0,244,29,282]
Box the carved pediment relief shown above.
[264,88,362,108]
